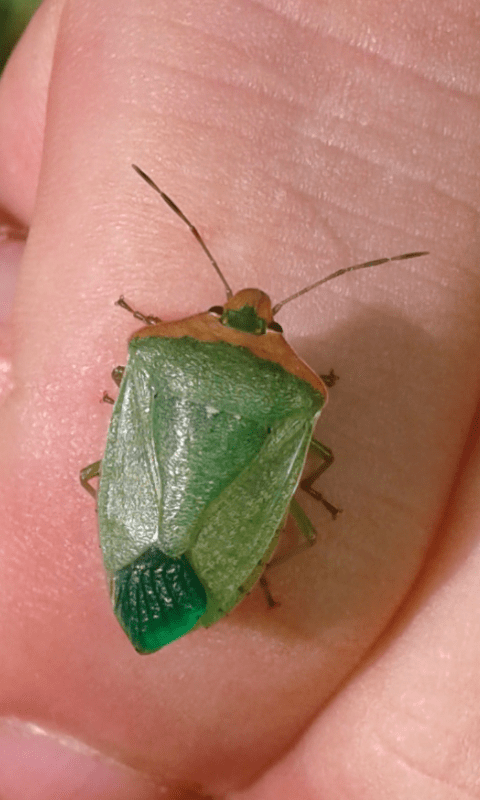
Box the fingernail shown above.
[0,718,160,800]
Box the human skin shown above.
[0,0,479,798]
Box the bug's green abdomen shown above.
[113,547,207,654]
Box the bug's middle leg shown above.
[258,575,280,608]
[300,438,341,519]
[101,365,126,405]
[81,366,125,488]
[80,460,101,499]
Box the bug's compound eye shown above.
[208,305,224,316]
[267,320,283,333]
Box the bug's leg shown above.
[80,460,101,499]
[320,368,340,388]
[101,366,125,404]
[267,497,318,568]
[258,575,280,608]
[300,438,341,519]
[115,296,161,325]
[111,366,125,387]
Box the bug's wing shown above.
[98,362,208,653]
[97,357,163,574]
[189,412,317,627]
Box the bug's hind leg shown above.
[267,497,318,569]
[115,296,161,325]
[263,441,342,587]
[256,484,332,602]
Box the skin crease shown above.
[0,0,479,798]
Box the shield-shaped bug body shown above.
[81,166,428,654]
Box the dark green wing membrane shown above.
[113,547,207,654]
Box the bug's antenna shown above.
[271,251,429,316]
[132,165,233,299]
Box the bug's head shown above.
[209,289,283,335]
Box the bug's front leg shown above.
[320,368,340,388]
[115,296,161,325]
[80,460,101,499]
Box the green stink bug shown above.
[80,166,428,654]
